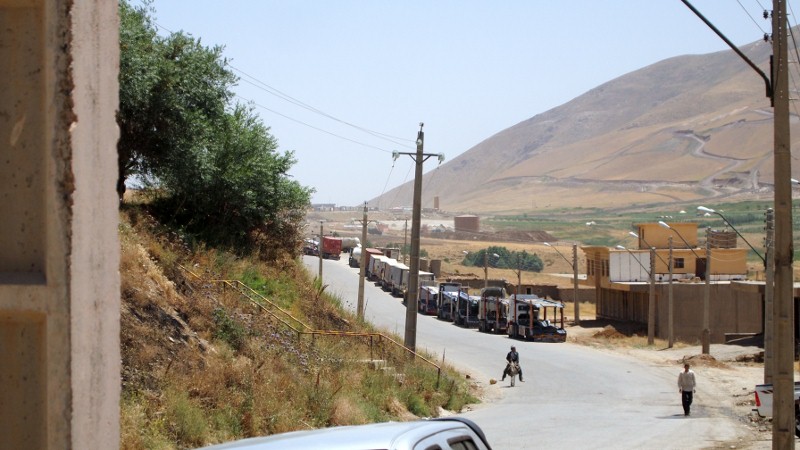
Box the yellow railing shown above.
[178,264,443,388]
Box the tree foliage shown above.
[118,0,312,256]
[462,246,543,273]
[118,0,235,198]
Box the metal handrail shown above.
[178,264,443,387]
[218,279,313,331]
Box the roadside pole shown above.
[394,124,443,354]
[668,237,674,348]
[483,252,488,289]
[573,243,580,324]
[771,1,795,446]
[318,221,323,281]
[763,208,774,383]
[648,247,656,345]
[357,202,368,320]
[702,229,710,355]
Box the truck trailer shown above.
[478,286,508,334]
[506,294,567,342]
[436,282,462,322]
[418,285,439,315]
[454,294,480,328]
[388,262,410,296]
[321,236,342,260]
[340,236,361,253]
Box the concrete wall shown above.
[596,282,763,343]
[0,0,120,448]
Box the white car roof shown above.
[198,418,491,450]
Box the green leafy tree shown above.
[118,0,312,256]
[462,246,543,273]
[118,0,235,199]
[154,104,312,253]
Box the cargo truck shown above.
[350,247,383,269]
[389,262,410,296]
[367,254,388,281]
[379,258,397,290]
[321,236,342,260]
[340,237,361,253]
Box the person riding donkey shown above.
[501,345,524,382]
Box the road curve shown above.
[303,255,756,450]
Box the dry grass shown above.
[119,206,478,449]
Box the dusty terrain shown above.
[566,320,775,449]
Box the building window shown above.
[674,258,685,269]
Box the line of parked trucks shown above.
[304,236,361,260]
[358,248,567,342]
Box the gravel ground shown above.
[568,322,777,449]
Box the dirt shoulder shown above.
[565,320,774,449]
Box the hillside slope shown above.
[118,206,476,449]
[375,36,800,214]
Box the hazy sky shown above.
[144,1,780,206]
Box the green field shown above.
[484,200,800,263]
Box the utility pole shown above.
[658,220,711,355]
[403,219,408,264]
[680,3,791,443]
[702,228,711,355]
[318,220,324,281]
[394,123,444,353]
[484,251,489,289]
[764,208,774,383]
[668,237,674,348]
[357,202,369,320]
[572,243,580,324]
[648,246,656,345]
[771,1,795,447]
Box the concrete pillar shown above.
[0,0,120,448]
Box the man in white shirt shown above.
[678,363,697,416]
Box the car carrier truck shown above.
[506,294,567,342]
[478,286,508,334]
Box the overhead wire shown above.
[737,0,767,33]
[145,15,415,160]
[234,70,415,148]
[235,94,394,154]
[387,163,414,208]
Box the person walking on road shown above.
[501,345,524,382]
[678,363,696,416]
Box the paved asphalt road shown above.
[303,255,754,450]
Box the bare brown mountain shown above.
[374,36,800,214]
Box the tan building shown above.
[582,222,766,343]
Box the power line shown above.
[237,95,395,154]
[234,68,415,147]
[146,15,415,156]
[736,0,768,33]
